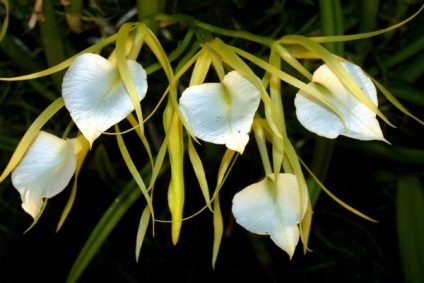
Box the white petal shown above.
[11,131,77,218]
[232,173,308,257]
[179,71,260,153]
[232,177,277,234]
[294,62,385,141]
[62,53,148,146]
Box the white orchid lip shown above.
[232,173,308,258]
[62,53,148,147]
[11,131,79,219]
[294,62,386,141]
[179,71,261,154]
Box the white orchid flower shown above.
[232,173,309,258]
[11,131,85,218]
[294,62,386,141]
[179,71,261,154]
[62,53,148,146]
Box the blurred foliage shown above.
[1,0,424,282]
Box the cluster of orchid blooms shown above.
[0,20,412,261]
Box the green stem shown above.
[319,0,344,55]
[253,123,272,175]
[358,0,380,33]
[39,0,67,91]
[396,175,424,283]
[354,0,380,62]
[196,21,274,46]
[0,0,9,42]
[127,25,146,60]
[0,32,46,74]
[143,13,274,47]
[64,0,84,33]
[137,0,163,32]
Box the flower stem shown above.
[309,0,344,207]
[319,0,344,55]
[144,13,274,47]
[137,0,163,32]
[64,0,84,33]
[195,21,274,47]
[253,122,272,176]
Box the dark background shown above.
[1,0,424,282]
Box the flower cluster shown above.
[0,22,395,261]
[8,52,148,219]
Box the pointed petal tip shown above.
[21,200,41,219]
[86,136,96,150]
[383,138,391,145]
[225,133,249,154]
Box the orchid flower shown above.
[11,131,87,218]
[62,53,148,147]
[179,70,261,154]
[232,173,309,258]
[294,62,386,141]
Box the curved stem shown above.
[143,13,274,47]
[195,22,274,46]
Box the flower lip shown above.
[11,131,78,218]
[232,173,308,258]
[179,70,261,154]
[294,62,386,142]
[62,53,148,147]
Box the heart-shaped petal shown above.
[232,173,308,258]
[11,131,78,218]
[294,62,386,141]
[179,71,260,153]
[62,53,148,146]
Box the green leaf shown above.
[0,0,9,43]
[397,175,424,283]
[67,179,143,283]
